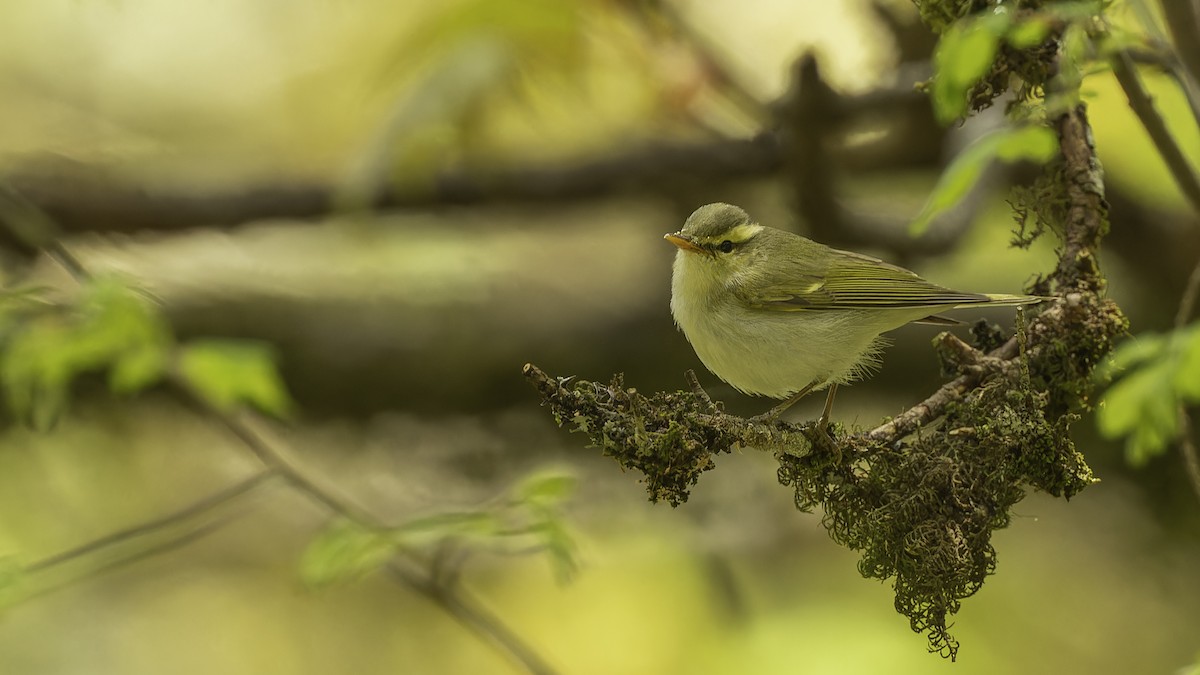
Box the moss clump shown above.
[524,366,741,506]
[1026,294,1129,414]
[777,345,1093,659]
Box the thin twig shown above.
[1175,257,1200,329]
[174,392,381,526]
[1156,0,1200,105]
[25,232,558,675]
[1174,257,1200,504]
[1111,52,1200,214]
[1126,0,1200,147]
[167,378,559,675]
[17,515,241,604]
[387,562,559,675]
[23,469,277,575]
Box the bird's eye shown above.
[717,240,735,253]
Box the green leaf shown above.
[514,472,576,507]
[931,13,1011,124]
[177,340,292,416]
[301,520,399,588]
[1006,16,1050,48]
[532,517,578,584]
[109,345,169,394]
[0,278,171,425]
[1056,22,1090,91]
[993,125,1059,163]
[911,126,1058,235]
[1096,333,1167,380]
[391,511,500,547]
[1096,359,1178,465]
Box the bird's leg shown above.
[684,369,720,413]
[818,383,838,430]
[816,383,840,461]
[749,381,842,460]
[750,381,818,424]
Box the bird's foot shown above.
[684,370,722,414]
[811,415,842,464]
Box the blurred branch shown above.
[1159,0,1200,97]
[1175,258,1200,504]
[0,210,560,675]
[168,382,560,675]
[386,562,558,675]
[3,76,946,256]
[1127,1,1200,157]
[628,0,770,125]
[22,470,277,577]
[19,516,239,604]
[13,470,275,602]
[4,138,778,242]
[1111,53,1200,214]
[0,183,88,281]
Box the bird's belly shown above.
[676,304,888,399]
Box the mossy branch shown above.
[525,59,1127,661]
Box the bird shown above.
[664,202,1043,428]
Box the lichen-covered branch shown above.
[525,48,1128,661]
[522,363,815,506]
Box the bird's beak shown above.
[664,232,702,253]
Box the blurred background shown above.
[1,0,1199,673]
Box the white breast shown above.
[670,251,922,399]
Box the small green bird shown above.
[665,203,1042,426]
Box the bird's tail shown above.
[978,293,1051,306]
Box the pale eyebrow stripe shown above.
[727,223,763,242]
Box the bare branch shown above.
[22,470,277,576]
[1111,53,1200,214]
[387,562,560,675]
[1174,258,1200,504]
[166,379,560,675]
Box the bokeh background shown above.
[1,1,1199,673]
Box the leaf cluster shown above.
[301,472,579,587]
[924,1,1107,124]
[1096,323,1200,464]
[0,277,292,427]
[775,316,1103,659]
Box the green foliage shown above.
[176,340,293,417]
[931,12,1011,123]
[300,520,401,588]
[1005,14,1051,48]
[301,472,578,588]
[0,279,171,428]
[779,334,1097,660]
[911,125,1058,235]
[0,277,297,427]
[1097,323,1200,465]
[926,2,1108,124]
